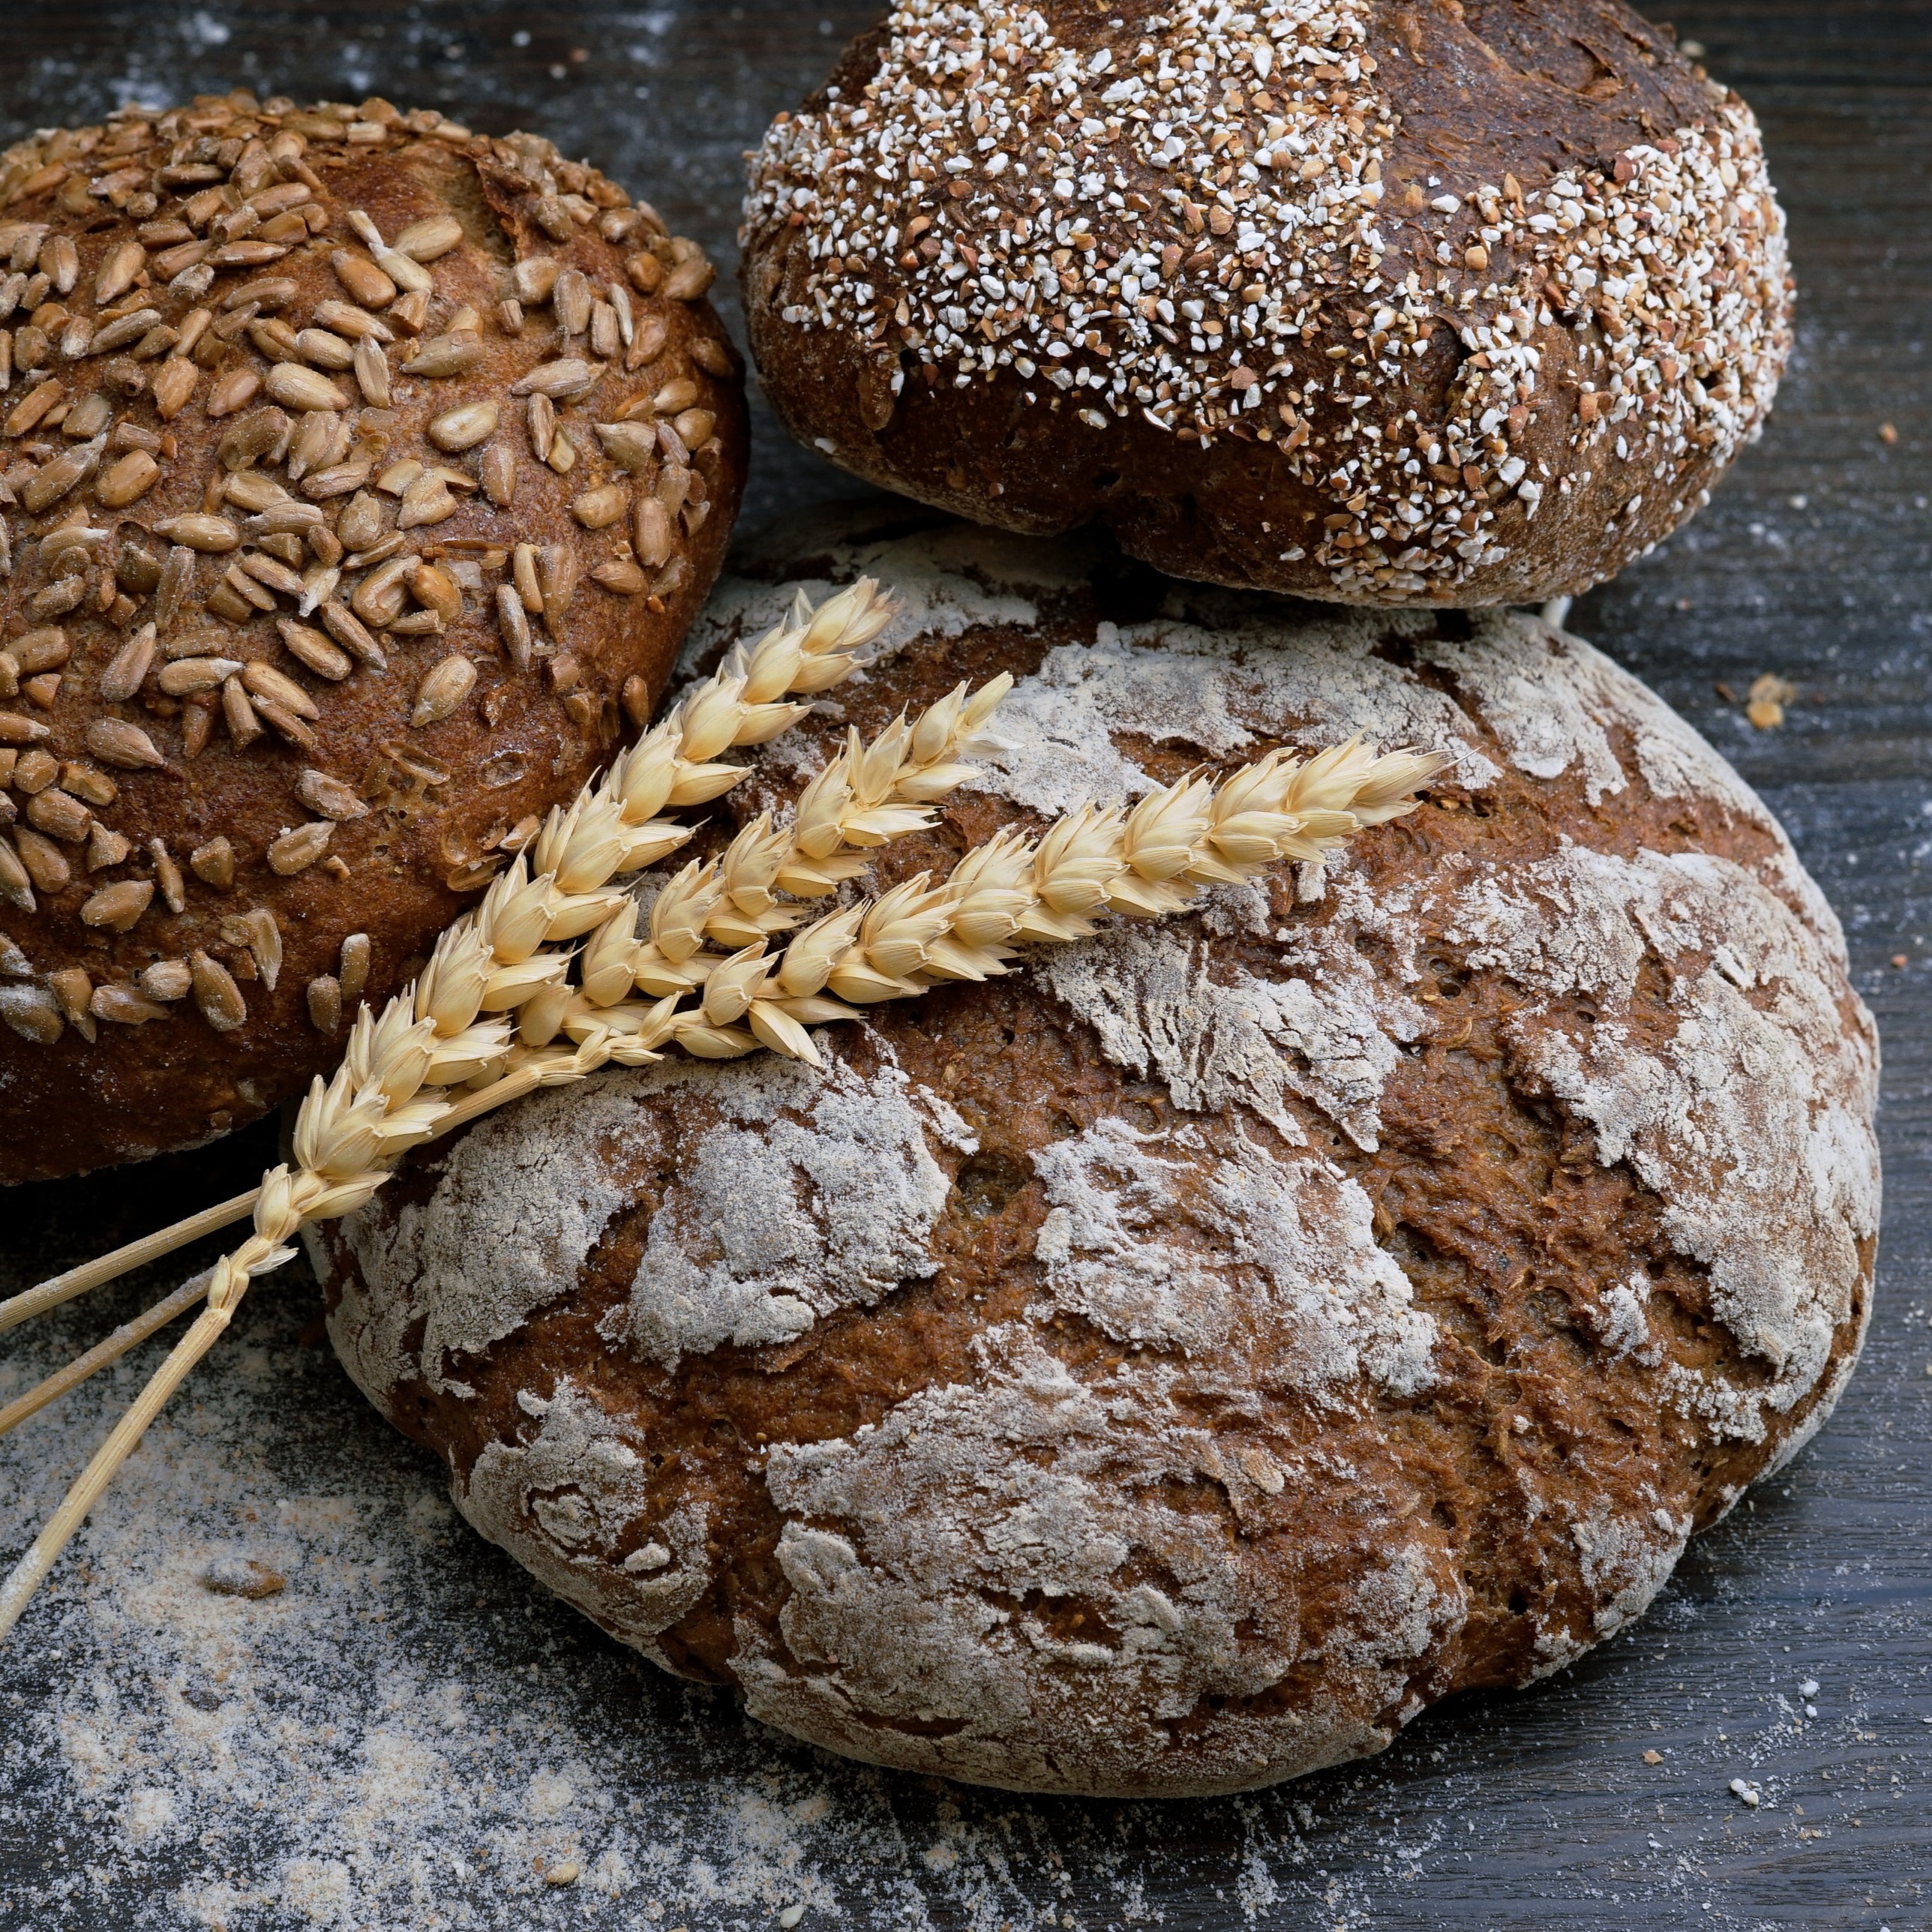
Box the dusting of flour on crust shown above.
[974,609,1497,817]
[621,1052,974,1368]
[1412,616,1629,804]
[326,1077,658,1403]
[1444,844,1880,1430]
[735,1330,1463,1797]
[325,1052,976,1399]
[1568,1503,1693,1638]
[460,1379,712,1668]
[1037,916,1422,1149]
[1032,1117,1436,1395]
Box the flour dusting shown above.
[326,1078,656,1402]
[1031,1118,1437,1394]
[1444,843,1881,1430]
[1037,915,1422,1149]
[0,1277,1093,1930]
[623,1054,976,1370]
[737,1329,1460,1797]
[972,611,1498,818]
[461,1379,713,1666]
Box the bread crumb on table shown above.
[1745,672,1796,728]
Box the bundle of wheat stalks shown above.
[0,575,1448,1639]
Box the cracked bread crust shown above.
[312,515,1876,1798]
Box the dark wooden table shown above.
[2,4,1927,1928]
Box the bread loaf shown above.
[0,92,745,1182]
[742,0,1790,607]
[313,515,1876,1798]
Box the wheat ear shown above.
[540,737,1452,1064]
[0,580,895,1634]
[0,586,1448,1640]
[0,640,1008,1474]
[0,580,898,1338]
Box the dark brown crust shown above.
[314,551,1875,1795]
[742,0,1790,604]
[0,97,746,1182]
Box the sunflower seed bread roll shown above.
[742,0,1791,607]
[0,91,745,1184]
[311,514,1878,1799]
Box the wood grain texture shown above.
[0,3,1927,1927]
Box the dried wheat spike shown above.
[619,673,1013,992]
[0,579,896,1641]
[680,739,1456,1034]
[0,578,1448,1644]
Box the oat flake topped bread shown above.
[0,91,746,1184]
[310,514,1877,1799]
[742,0,1791,606]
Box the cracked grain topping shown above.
[743,0,1792,602]
[0,89,739,1094]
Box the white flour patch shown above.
[1444,844,1880,1427]
[460,1380,712,1666]
[1589,1275,1660,1361]
[1568,1505,1691,1638]
[1202,1142,1438,1399]
[622,1056,975,1369]
[1534,620,1780,823]
[973,611,1497,818]
[736,1330,1460,1796]
[1032,1121,1240,1352]
[1037,916,1423,1149]
[1031,1118,1436,1396]
[1039,922,1309,1139]
[326,1051,976,1391]
[1414,616,1629,805]
[326,1077,657,1403]
[1420,616,1844,944]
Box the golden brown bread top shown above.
[0,92,747,1182]
[741,0,1791,604]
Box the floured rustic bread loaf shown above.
[742,0,1790,607]
[0,91,745,1183]
[311,514,1876,1798]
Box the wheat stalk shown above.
[0,574,1448,1641]
[550,736,1447,1064]
[0,580,898,1330]
[0,578,890,1631]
